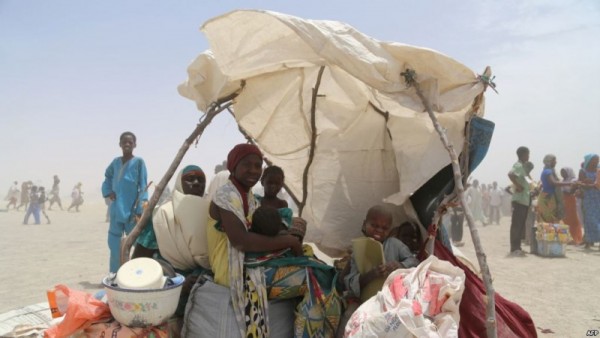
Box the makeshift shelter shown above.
[124,9,537,337]
[178,10,488,253]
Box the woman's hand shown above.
[284,234,304,256]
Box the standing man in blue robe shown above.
[102,131,148,273]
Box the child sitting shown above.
[257,166,305,239]
[251,205,288,236]
[336,205,419,338]
[390,221,423,254]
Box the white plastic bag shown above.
[345,256,465,338]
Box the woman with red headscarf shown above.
[200,143,341,338]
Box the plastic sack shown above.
[44,284,112,338]
[345,256,465,338]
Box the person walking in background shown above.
[67,183,84,212]
[38,187,51,224]
[449,206,465,247]
[489,181,503,225]
[102,131,148,273]
[466,179,488,226]
[560,167,583,245]
[48,175,63,211]
[481,183,491,218]
[579,154,600,250]
[5,181,19,210]
[15,181,32,211]
[23,186,41,225]
[508,146,531,256]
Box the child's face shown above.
[119,135,136,155]
[363,212,392,242]
[262,173,284,198]
[397,226,418,251]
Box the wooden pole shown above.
[119,94,239,266]
[400,68,497,338]
[298,66,325,217]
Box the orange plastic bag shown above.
[44,284,112,338]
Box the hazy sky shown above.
[1,0,599,199]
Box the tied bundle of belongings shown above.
[535,223,571,243]
[535,223,570,257]
[345,256,465,338]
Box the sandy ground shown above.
[1,201,600,337]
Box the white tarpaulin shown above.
[178,10,486,252]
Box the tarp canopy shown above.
[178,10,486,252]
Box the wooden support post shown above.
[298,66,325,217]
[401,68,497,338]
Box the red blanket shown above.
[434,241,537,338]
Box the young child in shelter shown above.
[336,205,419,337]
[390,221,423,254]
[256,165,304,239]
[251,205,288,236]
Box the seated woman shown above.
[337,205,419,337]
[203,143,341,338]
[132,165,210,314]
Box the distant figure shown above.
[23,186,41,225]
[507,146,531,256]
[466,180,488,226]
[481,183,490,217]
[39,187,51,224]
[537,154,572,223]
[579,154,600,249]
[449,206,465,246]
[560,167,583,245]
[67,183,84,212]
[489,181,503,225]
[102,131,148,273]
[5,181,19,210]
[48,175,63,211]
[16,181,32,211]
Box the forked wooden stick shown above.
[400,68,497,338]
[298,66,325,217]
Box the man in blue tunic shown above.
[102,131,148,273]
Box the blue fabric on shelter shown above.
[467,117,495,173]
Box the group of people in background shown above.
[443,148,600,257]
[3,174,86,225]
[508,147,600,256]
[446,180,508,247]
